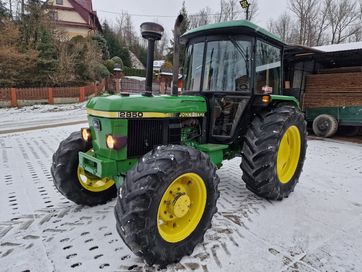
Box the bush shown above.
[104,59,116,73]
[123,67,146,77]
[111,56,124,68]
[96,63,111,79]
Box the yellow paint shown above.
[277,126,301,184]
[157,173,207,243]
[77,166,115,192]
[86,109,120,118]
[86,109,204,119]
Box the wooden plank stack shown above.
[303,72,362,108]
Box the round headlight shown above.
[81,128,91,142]
[106,135,115,149]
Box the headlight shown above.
[81,128,91,142]
[106,135,127,150]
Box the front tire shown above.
[241,106,307,200]
[114,145,219,266]
[51,132,117,206]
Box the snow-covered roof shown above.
[313,41,362,53]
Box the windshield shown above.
[183,38,251,92]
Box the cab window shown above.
[255,41,281,94]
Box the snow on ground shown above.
[0,124,362,272]
[0,103,87,133]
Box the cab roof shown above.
[182,20,284,45]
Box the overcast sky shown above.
[93,0,289,37]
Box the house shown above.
[48,0,102,38]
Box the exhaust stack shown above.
[140,22,164,95]
[172,15,184,96]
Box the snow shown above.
[124,76,146,81]
[0,103,87,134]
[313,41,362,52]
[0,122,362,271]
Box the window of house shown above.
[50,11,58,21]
[56,0,63,5]
[255,40,282,94]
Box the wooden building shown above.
[48,0,102,38]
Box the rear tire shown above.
[51,132,117,206]
[241,106,307,200]
[114,145,219,266]
[312,114,338,138]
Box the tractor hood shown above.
[86,94,207,116]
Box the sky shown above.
[93,0,289,37]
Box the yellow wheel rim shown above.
[77,167,115,192]
[157,173,207,243]
[277,126,301,184]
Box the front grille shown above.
[127,119,181,157]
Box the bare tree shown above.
[189,7,212,28]
[289,0,320,46]
[245,0,259,22]
[326,0,360,44]
[218,0,243,22]
[268,13,297,44]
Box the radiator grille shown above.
[127,119,181,157]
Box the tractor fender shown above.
[270,95,300,109]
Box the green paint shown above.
[183,141,229,168]
[195,144,229,168]
[79,150,118,178]
[306,106,362,125]
[88,116,128,160]
[270,95,300,108]
[86,94,207,113]
[79,149,139,179]
[182,20,283,43]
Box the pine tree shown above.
[36,30,58,86]
[102,21,131,67]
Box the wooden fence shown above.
[0,80,105,108]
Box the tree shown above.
[268,13,297,44]
[0,0,8,21]
[326,0,360,44]
[36,29,58,85]
[102,21,131,67]
[245,0,259,21]
[189,7,212,28]
[289,0,320,46]
[92,35,110,60]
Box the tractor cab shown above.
[181,20,286,144]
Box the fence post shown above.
[48,87,54,104]
[11,88,17,107]
[92,82,98,96]
[79,87,85,102]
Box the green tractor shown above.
[51,16,307,266]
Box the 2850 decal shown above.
[119,112,144,118]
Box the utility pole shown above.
[239,0,250,20]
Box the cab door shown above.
[201,37,252,143]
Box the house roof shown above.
[75,0,92,11]
[313,42,362,53]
